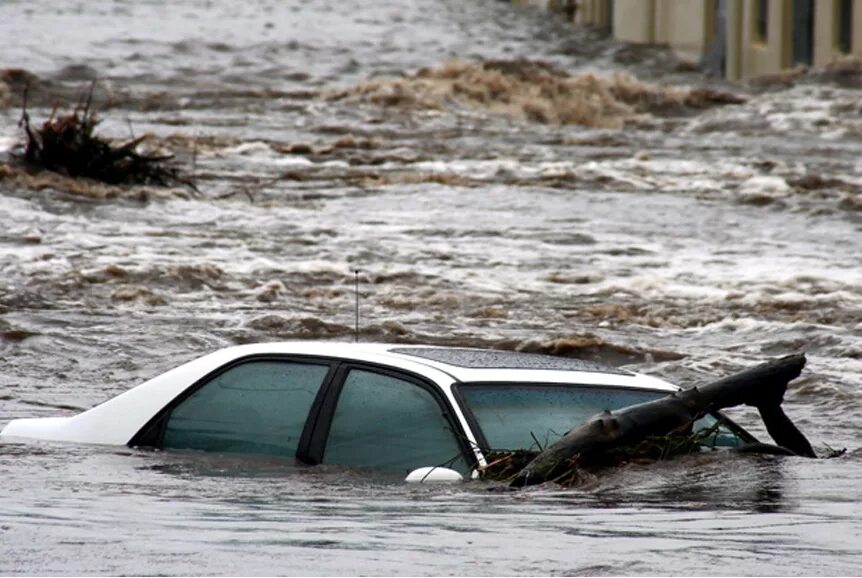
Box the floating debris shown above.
[479,426,721,486]
[479,450,540,482]
[16,84,195,190]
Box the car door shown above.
[303,364,473,475]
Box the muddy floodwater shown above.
[1,0,861,575]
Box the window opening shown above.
[838,0,853,54]
[792,0,815,66]
[605,0,614,35]
[755,0,769,42]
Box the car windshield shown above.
[458,383,745,451]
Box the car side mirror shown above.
[404,466,464,484]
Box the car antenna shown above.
[354,269,360,343]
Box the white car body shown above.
[1,342,681,471]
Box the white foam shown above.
[0,135,17,154]
[739,175,791,195]
[223,141,273,156]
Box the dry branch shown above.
[17,83,195,190]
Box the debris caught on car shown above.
[508,354,819,488]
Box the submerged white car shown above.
[0,342,752,479]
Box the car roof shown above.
[213,341,679,392]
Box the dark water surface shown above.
[1,0,860,575]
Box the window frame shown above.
[128,354,340,456]
[452,381,757,452]
[304,362,478,471]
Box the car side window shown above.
[324,369,467,473]
[162,360,329,456]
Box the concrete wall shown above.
[813,0,862,67]
[533,0,862,79]
[576,0,612,31]
[836,0,862,56]
[653,0,715,63]
[612,0,655,43]
[725,0,744,79]
[736,0,791,78]
[580,0,713,64]
[856,0,862,53]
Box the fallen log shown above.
[510,354,815,488]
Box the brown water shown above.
[1,0,861,574]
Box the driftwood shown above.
[510,354,815,488]
[17,83,194,189]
